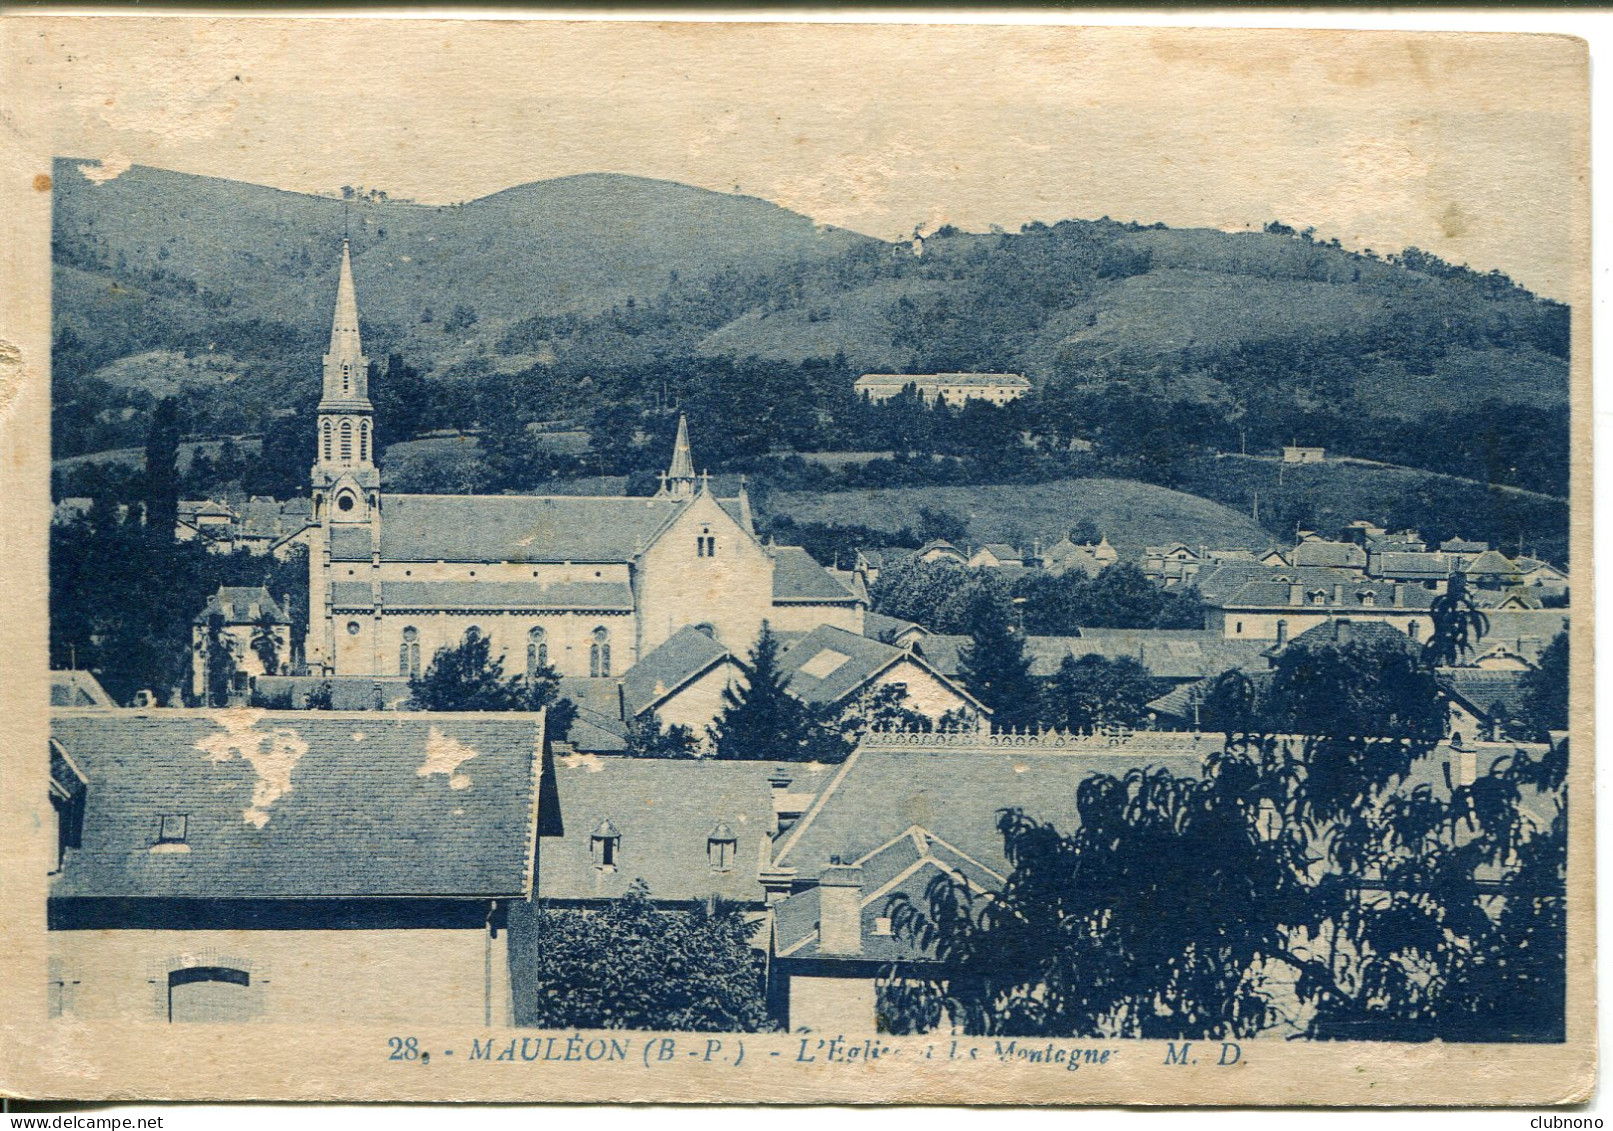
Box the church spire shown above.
[313,239,376,490]
[328,238,363,361]
[660,414,697,499]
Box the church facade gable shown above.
[635,489,774,657]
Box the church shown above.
[306,242,867,681]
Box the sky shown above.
[20,17,1587,299]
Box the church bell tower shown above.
[311,239,378,517]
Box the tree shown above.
[882,582,1566,1042]
[409,628,577,736]
[623,711,702,759]
[1043,654,1162,734]
[1520,631,1569,738]
[199,613,238,708]
[958,587,1039,730]
[144,396,183,536]
[510,882,773,1031]
[709,622,838,761]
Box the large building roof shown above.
[539,755,800,905]
[329,580,635,614]
[914,630,1269,682]
[771,545,863,604]
[770,734,1215,880]
[332,494,690,563]
[50,710,544,901]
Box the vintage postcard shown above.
[0,16,1592,1106]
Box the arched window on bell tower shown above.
[339,420,353,464]
[321,420,333,462]
[360,420,371,464]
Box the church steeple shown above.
[658,414,697,499]
[312,239,377,493]
[320,239,371,411]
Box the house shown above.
[614,625,748,738]
[1366,551,1451,586]
[50,670,118,709]
[48,709,544,1024]
[1289,540,1368,571]
[915,539,968,566]
[1142,543,1202,587]
[967,543,1023,569]
[854,372,1031,407]
[763,728,1215,1030]
[1282,445,1325,464]
[191,586,293,701]
[1204,575,1439,641]
[778,625,987,723]
[1042,535,1118,579]
[913,629,1269,689]
[1462,550,1524,591]
[769,544,868,635]
[1513,557,1570,602]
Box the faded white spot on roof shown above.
[420,726,479,791]
[558,751,606,773]
[195,707,308,828]
[352,731,366,742]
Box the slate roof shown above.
[1473,610,1570,665]
[770,737,1215,880]
[50,670,117,709]
[1369,552,1451,579]
[771,545,862,604]
[1438,669,1531,719]
[336,494,689,563]
[777,625,979,710]
[539,755,802,905]
[193,586,291,626]
[1290,541,1367,569]
[618,626,736,719]
[1440,539,1490,554]
[328,580,635,613]
[772,827,1006,963]
[1464,550,1521,579]
[50,709,544,900]
[1277,619,1420,654]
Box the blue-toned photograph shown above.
[38,19,1575,1062]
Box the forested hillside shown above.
[52,159,1570,560]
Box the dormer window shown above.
[707,822,737,872]
[591,818,621,871]
[1359,591,1376,607]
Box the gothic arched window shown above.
[590,626,611,678]
[339,420,353,463]
[360,420,371,464]
[399,626,420,678]
[322,420,332,462]
[527,626,548,678]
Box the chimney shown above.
[818,859,864,955]
[1332,582,1344,605]
[1288,582,1303,607]
[1275,619,1288,646]
[1393,583,1405,608]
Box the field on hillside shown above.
[767,478,1276,562]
